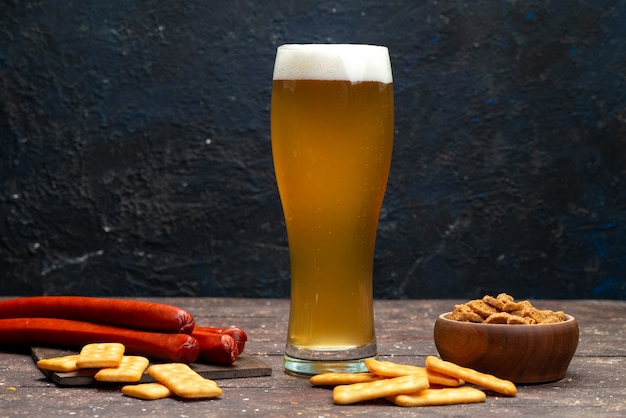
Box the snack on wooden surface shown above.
[364,358,463,387]
[0,318,200,363]
[36,354,81,372]
[94,355,149,382]
[0,296,195,334]
[426,369,465,387]
[194,326,247,354]
[449,293,566,324]
[310,358,493,407]
[122,382,174,400]
[425,356,517,396]
[388,386,487,407]
[364,358,427,377]
[36,342,228,402]
[147,363,222,399]
[332,374,429,405]
[310,372,382,386]
[191,329,239,365]
[76,342,125,369]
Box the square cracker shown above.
[122,382,173,400]
[147,363,222,399]
[37,354,81,372]
[95,355,149,382]
[76,343,125,369]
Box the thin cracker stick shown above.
[425,356,516,396]
[388,386,487,407]
[365,359,428,377]
[333,374,429,405]
[310,372,383,386]
[426,369,464,387]
[365,358,463,387]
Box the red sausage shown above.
[194,326,247,354]
[0,297,195,334]
[0,318,199,363]
[191,328,239,365]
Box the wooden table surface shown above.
[1,298,625,417]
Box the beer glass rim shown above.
[277,43,388,49]
[273,44,392,83]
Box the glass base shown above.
[284,341,377,376]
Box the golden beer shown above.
[271,45,393,375]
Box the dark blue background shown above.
[1,0,625,299]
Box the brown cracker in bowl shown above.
[466,299,498,319]
[525,308,567,324]
[450,293,566,324]
[449,304,483,323]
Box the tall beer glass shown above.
[271,44,394,375]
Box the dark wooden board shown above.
[31,346,272,386]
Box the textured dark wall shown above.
[1,0,625,299]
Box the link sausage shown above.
[0,318,199,363]
[194,326,247,354]
[191,328,239,365]
[0,297,195,334]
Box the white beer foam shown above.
[273,44,392,84]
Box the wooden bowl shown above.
[434,313,579,384]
